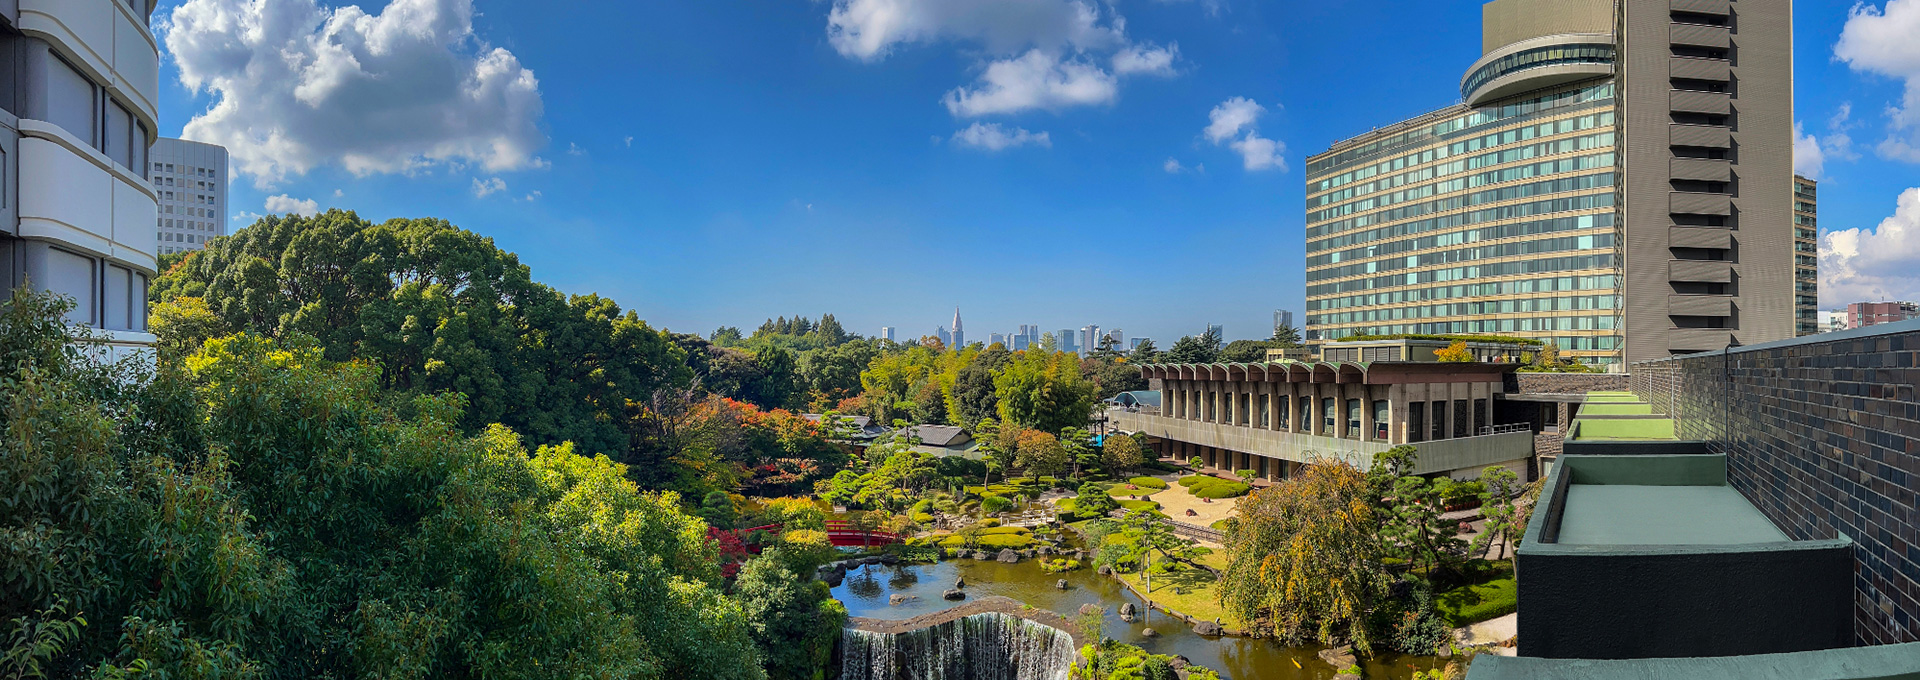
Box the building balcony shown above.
[1670,157,1732,182]
[1670,124,1732,149]
[1670,89,1732,115]
[1670,226,1733,249]
[1666,328,1736,351]
[1670,22,1731,49]
[1671,0,1731,15]
[1668,294,1734,317]
[1670,56,1732,81]
[1669,259,1733,283]
[18,0,160,125]
[1670,191,1733,216]
[17,120,157,271]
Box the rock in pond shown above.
[953,577,965,589]
[1192,621,1223,636]
[888,594,916,605]
[1167,656,1190,670]
[1056,579,1069,590]
[1097,565,1112,575]
[1318,645,1357,669]
[1118,603,1136,616]
[1140,627,1158,637]
[941,589,966,601]
[972,551,991,561]
[997,548,1019,563]
[1078,604,1102,616]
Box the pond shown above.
[831,558,1447,680]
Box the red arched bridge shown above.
[732,522,900,547]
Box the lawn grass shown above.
[1573,418,1677,441]
[1117,499,1163,513]
[1115,558,1240,629]
[1437,577,1517,627]
[1579,403,1655,416]
[1106,484,1166,498]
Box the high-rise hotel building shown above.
[150,138,228,255]
[1793,174,1817,336]
[0,0,162,360]
[1304,0,1797,366]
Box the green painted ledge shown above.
[1467,640,1920,680]
[1572,418,1677,441]
[1583,391,1645,404]
[1580,403,1656,416]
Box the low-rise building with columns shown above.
[1109,360,1537,480]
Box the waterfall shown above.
[840,613,1078,680]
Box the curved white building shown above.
[0,0,160,359]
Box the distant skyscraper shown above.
[880,326,895,342]
[1206,324,1224,347]
[1107,328,1125,350]
[1080,325,1101,355]
[1012,332,1030,350]
[936,325,950,347]
[1273,310,1293,334]
[1056,329,1077,354]
[951,307,965,348]
[1130,337,1152,350]
[152,138,229,254]
[989,332,1006,347]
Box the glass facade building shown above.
[1794,176,1818,336]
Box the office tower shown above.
[1206,324,1224,346]
[935,325,949,347]
[1273,310,1294,334]
[1107,328,1125,349]
[951,307,964,348]
[1794,176,1818,336]
[989,332,1006,347]
[150,138,228,254]
[1080,325,1101,355]
[880,326,895,342]
[1012,333,1030,350]
[1304,0,1796,366]
[0,0,162,362]
[1130,337,1153,350]
[1056,329,1078,354]
[1846,302,1919,329]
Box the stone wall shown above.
[1506,372,1631,394]
[1629,321,1920,645]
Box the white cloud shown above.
[1163,157,1184,173]
[1112,43,1179,77]
[1822,187,1920,305]
[331,188,343,198]
[1794,122,1827,178]
[1204,97,1287,171]
[950,122,1052,151]
[1836,0,1920,162]
[472,176,507,197]
[233,210,265,224]
[161,0,546,187]
[521,190,542,201]
[624,136,634,147]
[942,50,1118,116]
[567,143,585,156]
[826,0,1122,61]
[265,194,319,216]
[825,0,1182,118]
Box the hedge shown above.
[937,534,1036,550]
[1117,499,1161,513]
[1437,577,1517,626]
[1127,477,1169,490]
[1177,475,1251,499]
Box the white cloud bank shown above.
[472,176,507,197]
[1836,0,1920,162]
[1205,97,1286,171]
[265,194,319,216]
[161,0,547,186]
[1821,187,1920,305]
[950,122,1051,151]
[826,0,1181,118]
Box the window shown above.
[1239,393,1251,425]
[1409,402,1425,443]
[104,265,131,330]
[1373,400,1390,440]
[1276,396,1290,429]
[45,248,96,326]
[1300,397,1313,430]
[1206,393,1216,421]
[1454,400,1470,440]
[1258,395,1270,428]
[1432,401,1446,439]
[1346,399,1362,438]
[46,56,96,146]
[1323,397,1336,433]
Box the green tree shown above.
[1127,339,1160,363]
[1101,433,1146,473]
[1164,332,1221,364]
[1434,340,1475,363]
[950,365,999,429]
[147,295,230,356]
[1220,460,1392,653]
[1270,323,1303,346]
[1472,465,1524,559]
[1370,446,1467,577]
[1220,339,1275,363]
[700,490,740,529]
[735,548,846,680]
[994,349,1097,433]
[910,380,949,424]
[1072,483,1119,520]
[1013,430,1070,481]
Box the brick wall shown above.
[1630,322,1920,645]
[1507,372,1631,394]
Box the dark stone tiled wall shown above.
[1632,331,1920,645]
[1506,373,1631,394]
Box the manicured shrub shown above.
[981,494,1013,514]
[1191,480,1251,499]
[1117,499,1162,513]
[1128,476,1169,490]
[1178,475,1207,487]
[937,534,1036,550]
[1436,577,1517,626]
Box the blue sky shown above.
[153,0,1920,344]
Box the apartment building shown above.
[1305,0,1798,366]
[0,0,161,361]
[1794,175,1818,335]
[150,137,228,255]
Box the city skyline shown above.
[140,0,1920,345]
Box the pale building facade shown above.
[0,0,161,360]
[150,137,227,254]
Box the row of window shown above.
[1308,295,1618,327]
[1308,252,1617,297]
[151,162,219,180]
[1310,194,1615,254]
[1308,83,1616,176]
[1311,213,1613,267]
[1461,44,1617,100]
[1310,232,1615,283]
[1307,150,1615,224]
[1308,172,1617,239]
[1313,322,1624,350]
[45,51,149,176]
[1318,314,1621,335]
[3,242,151,332]
[1310,274,1619,313]
[1795,227,1816,241]
[1309,122,1615,208]
[1310,111,1616,198]
[159,219,214,231]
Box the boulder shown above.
[1192,621,1223,636]
[888,594,915,605]
[822,571,844,587]
[1167,656,1190,670]
[879,554,901,565]
[1333,675,1361,680]
[863,556,883,565]
[997,549,1019,563]
[1119,613,1135,623]
[954,577,966,589]
[1118,603,1136,616]
[1140,627,1158,637]
[1078,604,1102,616]
[1056,579,1069,590]
[1317,646,1356,669]
[942,589,967,601]
[1097,565,1112,576]
[973,551,991,561]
